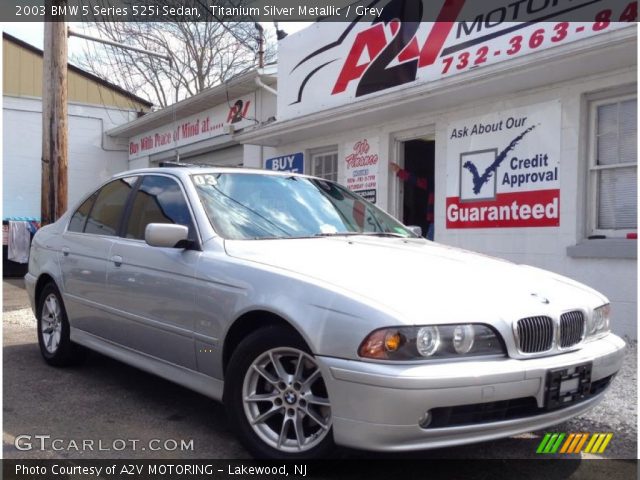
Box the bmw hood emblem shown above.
[531,293,550,304]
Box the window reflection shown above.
[84,177,136,236]
[192,173,411,240]
[126,176,194,240]
[68,192,98,233]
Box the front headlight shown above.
[358,324,505,360]
[588,304,611,338]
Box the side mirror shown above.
[144,223,189,248]
[407,225,422,237]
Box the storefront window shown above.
[310,149,338,181]
[589,95,637,235]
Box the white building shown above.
[237,21,638,338]
[2,32,152,221]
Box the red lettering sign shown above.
[446,189,560,228]
[332,24,387,94]
[332,0,465,95]
[226,100,251,123]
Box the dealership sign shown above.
[264,153,304,172]
[278,1,633,119]
[446,101,561,229]
[344,138,379,203]
[128,94,255,160]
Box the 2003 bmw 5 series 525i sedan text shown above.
[26,167,625,458]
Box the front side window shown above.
[83,177,136,236]
[589,95,637,235]
[125,175,195,240]
[191,172,414,240]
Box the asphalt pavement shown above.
[2,279,637,467]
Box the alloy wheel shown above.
[41,293,62,354]
[242,347,332,453]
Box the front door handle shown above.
[111,255,123,267]
[61,247,70,256]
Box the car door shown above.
[105,174,200,370]
[59,177,137,336]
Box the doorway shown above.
[401,139,435,239]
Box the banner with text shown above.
[343,138,379,203]
[278,5,634,119]
[446,101,561,229]
[128,94,255,160]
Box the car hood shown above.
[224,237,606,325]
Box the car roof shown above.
[111,166,317,181]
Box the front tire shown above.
[225,326,334,459]
[36,283,84,366]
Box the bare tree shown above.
[73,20,275,108]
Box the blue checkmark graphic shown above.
[463,125,537,195]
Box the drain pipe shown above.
[255,75,277,96]
[254,73,274,170]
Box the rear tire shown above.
[224,326,334,459]
[36,283,84,367]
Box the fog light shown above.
[453,325,475,354]
[416,326,440,357]
[419,411,432,428]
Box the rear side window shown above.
[84,177,136,236]
[68,192,97,232]
[125,175,195,240]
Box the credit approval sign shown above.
[445,101,561,229]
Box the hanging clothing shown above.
[8,221,31,264]
[27,221,40,235]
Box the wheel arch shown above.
[35,273,58,312]
[222,310,309,377]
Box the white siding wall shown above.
[129,157,150,170]
[243,87,279,168]
[243,144,279,169]
[260,68,637,338]
[3,96,137,217]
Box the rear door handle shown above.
[61,247,70,256]
[111,255,123,267]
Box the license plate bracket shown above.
[545,362,592,410]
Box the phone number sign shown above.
[278,1,636,119]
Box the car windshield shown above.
[191,173,416,240]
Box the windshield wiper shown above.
[246,232,410,240]
[314,232,407,238]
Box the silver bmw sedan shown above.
[26,167,625,458]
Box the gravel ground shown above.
[3,306,636,462]
[558,340,637,458]
[2,308,36,328]
[3,308,36,328]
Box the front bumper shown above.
[318,333,625,452]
